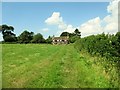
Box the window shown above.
[55,40,57,42]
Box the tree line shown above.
[0,24,51,44]
[0,24,81,44]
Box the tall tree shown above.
[46,36,52,44]
[18,30,34,43]
[0,24,17,42]
[31,33,45,43]
[74,28,81,37]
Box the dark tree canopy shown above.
[46,36,52,44]
[60,32,69,37]
[74,28,81,37]
[31,33,45,43]
[18,30,34,43]
[0,24,17,42]
[60,28,81,43]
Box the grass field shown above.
[2,44,116,88]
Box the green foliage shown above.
[74,32,120,88]
[46,36,52,44]
[74,28,81,37]
[69,36,80,43]
[69,29,81,43]
[18,30,34,43]
[31,33,45,43]
[60,32,69,37]
[3,34,17,42]
[60,28,81,43]
[1,24,17,42]
[75,32,120,58]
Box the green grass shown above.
[2,44,116,88]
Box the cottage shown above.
[52,36,69,45]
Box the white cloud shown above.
[103,22,118,33]
[45,12,75,34]
[45,12,63,25]
[55,24,75,36]
[79,0,119,37]
[64,25,75,33]
[42,28,49,32]
[0,33,3,41]
[56,30,63,36]
[79,17,103,37]
[102,0,119,34]
[45,0,119,37]
[107,0,118,15]
[58,23,67,30]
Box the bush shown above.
[74,32,120,88]
[69,36,80,43]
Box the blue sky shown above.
[2,2,109,39]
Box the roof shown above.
[52,36,69,40]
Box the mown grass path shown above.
[2,44,111,88]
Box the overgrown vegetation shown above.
[74,32,120,88]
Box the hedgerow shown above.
[74,32,120,88]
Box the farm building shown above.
[52,36,69,45]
